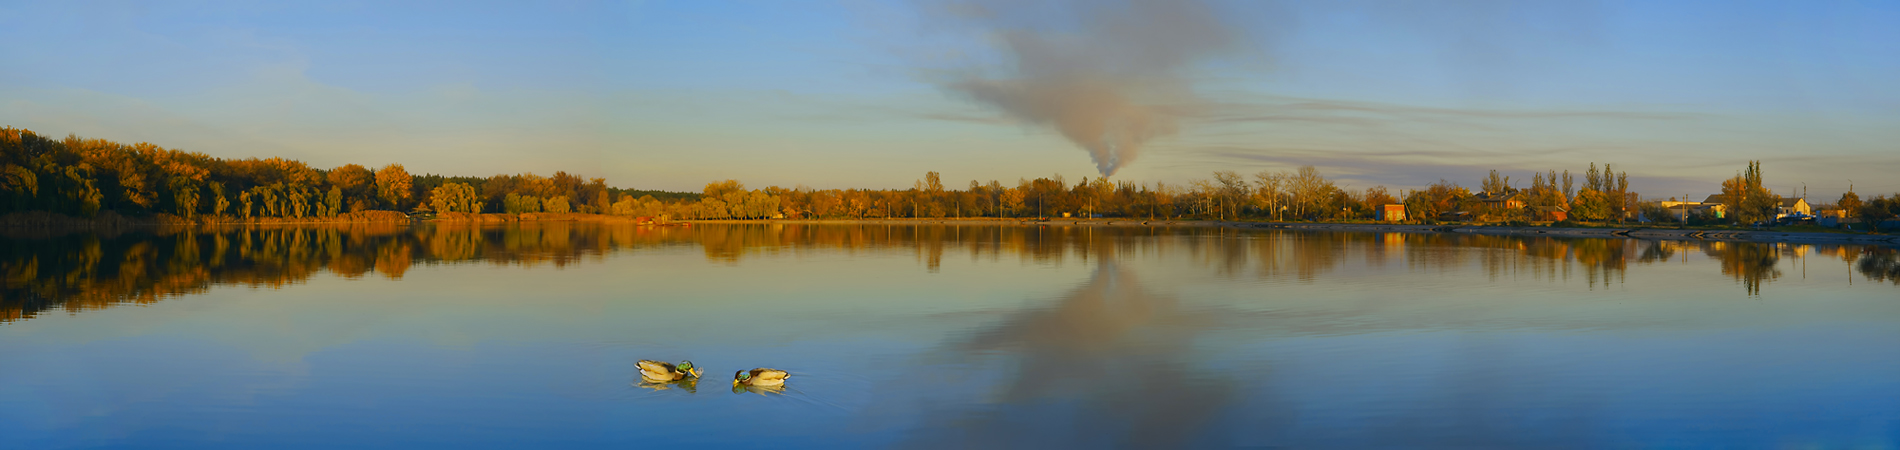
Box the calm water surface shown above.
[4,223,1899,449]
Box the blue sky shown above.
[1,0,1895,200]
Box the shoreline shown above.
[6,211,1893,246]
[687,218,1900,246]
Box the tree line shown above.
[641,160,1893,227]
[1834,186,1900,225]
[0,127,696,221]
[643,163,1632,224]
[5,127,1894,226]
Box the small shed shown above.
[1379,204,1407,222]
[1532,206,1568,222]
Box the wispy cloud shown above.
[1189,94,1703,131]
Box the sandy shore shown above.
[689,218,1900,246]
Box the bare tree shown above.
[1561,170,1576,204]
[1288,166,1335,220]
[1253,170,1287,221]
[1213,170,1248,220]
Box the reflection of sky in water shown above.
[1,224,1898,448]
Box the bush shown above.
[503,193,541,214]
[1685,209,1721,226]
[1637,203,1672,224]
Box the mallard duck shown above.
[638,360,702,381]
[732,368,789,387]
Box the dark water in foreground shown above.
[3,223,1899,449]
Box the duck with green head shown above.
[637,360,702,381]
[732,368,789,387]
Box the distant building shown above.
[1699,195,1809,218]
[1535,206,1565,222]
[1379,204,1406,222]
[1473,191,1526,209]
[1777,198,1812,217]
[1658,200,1722,221]
[1697,195,1746,219]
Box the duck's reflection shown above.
[731,384,787,396]
[892,262,1239,449]
[635,377,699,394]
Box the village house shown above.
[1659,199,1722,221]
[1777,198,1812,217]
[1452,191,1531,221]
[1698,195,1810,219]
[1473,191,1526,209]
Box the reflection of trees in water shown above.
[8,223,1889,324]
[1703,242,1781,296]
[1235,230,1353,280]
[690,223,1234,269]
[893,263,1238,449]
[1389,234,1630,289]
[1637,240,1676,264]
[4,224,408,322]
[4,222,679,323]
[1567,238,1630,289]
[1857,247,1900,284]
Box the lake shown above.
[3,222,1899,449]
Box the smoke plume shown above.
[935,0,1237,176]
